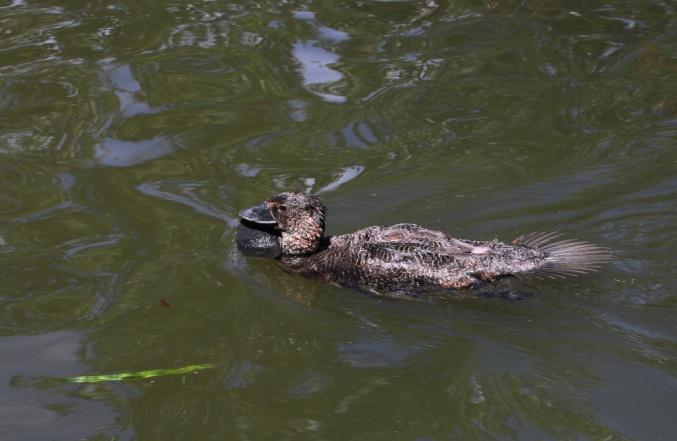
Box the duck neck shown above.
[280,214,325,256]
[280,229,322,256]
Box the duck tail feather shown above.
[513,232,611,279]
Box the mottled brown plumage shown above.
[238,192,611,295]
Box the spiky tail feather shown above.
[512,232,611,279]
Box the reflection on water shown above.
[292,10,349,103]
[1,0,677,440]
[95,137,175,167]
[137,179,235,223]
[293,41,345,103]
[316,166,364,194]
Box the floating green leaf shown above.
[65,363,215,383]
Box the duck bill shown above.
[238,203,277,225]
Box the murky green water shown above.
[1,1,676,439]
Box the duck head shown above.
[239,192,327,256]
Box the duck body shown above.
[280,224,549,294]
[238,193,609,295]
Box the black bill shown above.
[238,203,276,224]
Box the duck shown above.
[237,192,610,295]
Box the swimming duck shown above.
[237,192,610,295]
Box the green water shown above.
[1,1,676,440]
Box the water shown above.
[1,1,676,439]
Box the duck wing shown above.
[359,241,451,266]
[378,224,490,255]
[356,241,480,290]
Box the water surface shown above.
[1,1,676,440]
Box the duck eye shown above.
[278,205,287,212]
